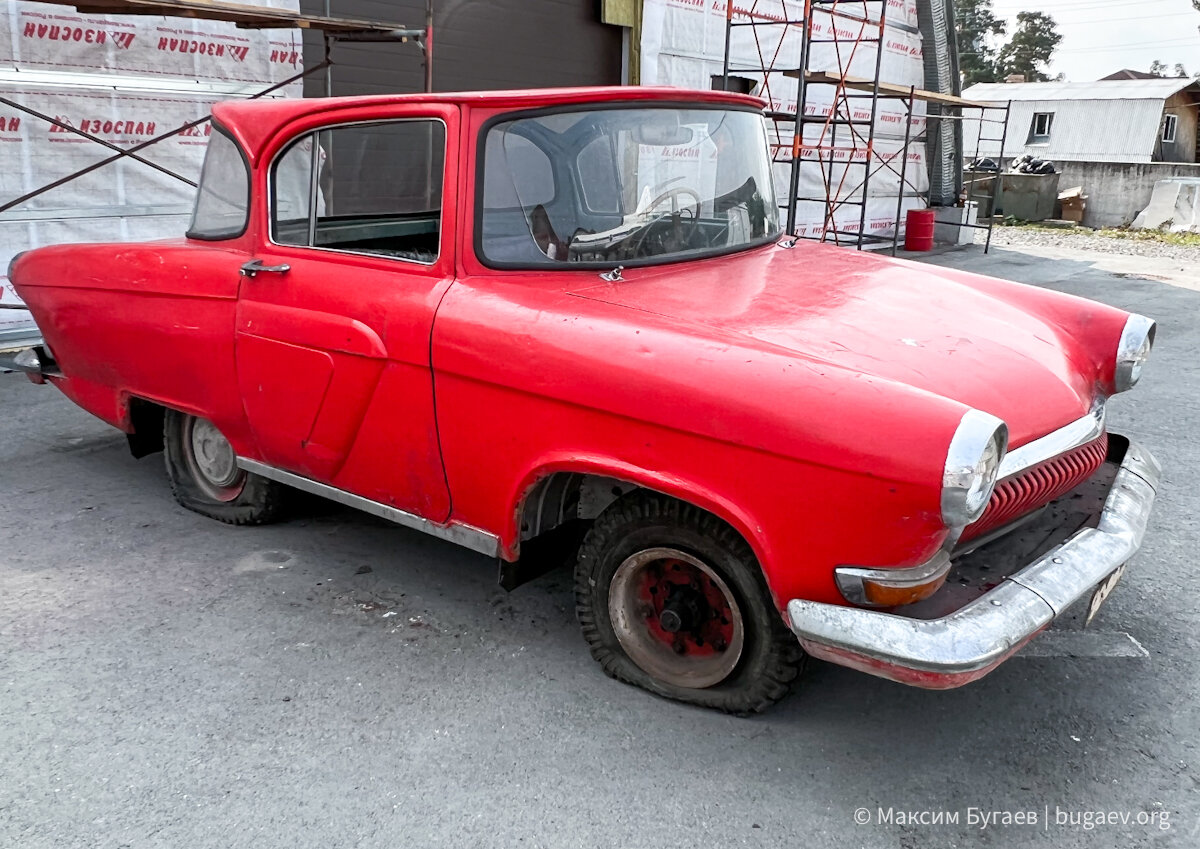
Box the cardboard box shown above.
[1059,186,1087,224]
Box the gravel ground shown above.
[980,225,1200,263]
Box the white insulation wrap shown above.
[0,0,303,325]
[641,0,927,240]
[1,3,303,83]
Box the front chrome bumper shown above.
[787,436,1160,689]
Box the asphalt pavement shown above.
[2,240,1197,848]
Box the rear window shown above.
[188,128,249,240]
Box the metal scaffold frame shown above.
[960,97,1013,253]
[720,0,1012,253]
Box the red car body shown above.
[8,87,1160,705]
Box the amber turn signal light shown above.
[835,554,954,609]
[860,571,950,608]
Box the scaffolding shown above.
[960,97,1014,253]
[720,0,1012,253]
[798,73,1013,254]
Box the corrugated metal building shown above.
[962,79,1200,165]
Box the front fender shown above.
[434,277,973,609]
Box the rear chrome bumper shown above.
[0,311,46,375]
[787,437,1160,689]
[0,344,56,382]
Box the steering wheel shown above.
[629,186,702,257]
[647,186,702,221]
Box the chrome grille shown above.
[962,434,1110,543]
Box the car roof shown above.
[211,86,766,161]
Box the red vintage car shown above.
[6,87,1160,712]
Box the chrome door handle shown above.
[240,259,291,278]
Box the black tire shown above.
[163,409,285,526]
[575,491,805,714]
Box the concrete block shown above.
[934,203,979,245]
[1132,179,1200,233]
[1053,161,1200,229]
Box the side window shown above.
[271,119,446,263]
[189,129,249,240]
[273,134,316,247]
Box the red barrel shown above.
[904,208,936,252]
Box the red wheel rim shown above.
[608,547,745,689]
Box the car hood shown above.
[567,243,1099,449]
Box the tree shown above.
[954,0,1006,85]
[1150,61,1192,78]
[995,12,1062,82]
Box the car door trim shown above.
[237,301,387,359]
[237,457,500,557]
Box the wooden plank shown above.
[601,0,637,28]
[66,0,409,33]
[786,70,998,109]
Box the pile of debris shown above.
[1010,154,1057,175]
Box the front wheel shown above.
[163,409,285,525]
[574,492,804,713]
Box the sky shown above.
[989,0,1200,82]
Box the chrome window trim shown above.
[266,116,449,268]
[997,401,1106,480]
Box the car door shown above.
[234,107,457,520]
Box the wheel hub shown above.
[188,418,240,487]
[609,547,745,689]
[657,585,706,636]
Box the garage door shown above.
[300,0,624,96]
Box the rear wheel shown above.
[163,409,284,525]
[575,492,804,713]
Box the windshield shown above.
[478,107,780,268]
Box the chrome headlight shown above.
[1114,314,1156,394]
[942,410,1009,528]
